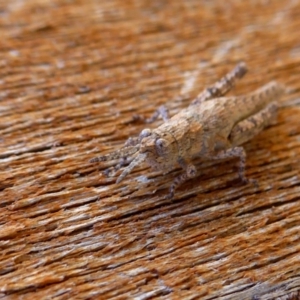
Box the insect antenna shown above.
[90,145,139,163]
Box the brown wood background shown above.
[0,0,300,299]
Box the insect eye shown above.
[139,128,151,139]
[155,138,167,156]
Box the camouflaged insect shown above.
[90,63,286,198]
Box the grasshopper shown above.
[90,63,286,198]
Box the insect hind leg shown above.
[229,102,278,146]
[190,62,247,106]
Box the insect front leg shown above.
[190,62,247,106]
[133,105,169,123]
[168,159,197,198]
[124,128,153,147]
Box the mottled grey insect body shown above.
[91,63,286,197]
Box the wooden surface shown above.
[0,0,300,299]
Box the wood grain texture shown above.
[0,0,300,299]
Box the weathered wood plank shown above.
[0,0,300,299]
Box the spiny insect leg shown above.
[229,102,278,146]
[212,147,249,183]
[168,162,197,198]
[124,128,152,147]
[133,105,169,123]
[190,62,247,106]
[124,137,140,147]
[146,105,169,123]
